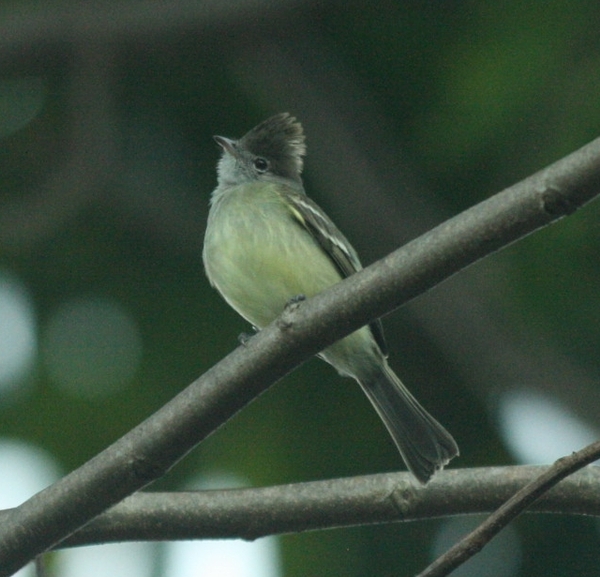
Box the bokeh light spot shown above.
[0,271,37,397]
[59,542,154,577]
[163,472,282,577]
[0,438,60,508]
[0,76,46,138]
[432,516,521,577]
[42,296,143,398]
[0,439,61,577]
[498,389,599,464]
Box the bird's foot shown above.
[285,294,306,309]
[238,327,259,346]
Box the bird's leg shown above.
[285,294,306,309]
[238,326,259,346]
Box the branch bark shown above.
[0,465,589,547]
[0,136,599,575]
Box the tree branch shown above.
[0,136,599,575]
[0,464,585,547]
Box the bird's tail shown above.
[358,362,459,484]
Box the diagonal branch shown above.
[0,136,599,575]
[417,441,600,577]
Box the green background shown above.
[1,1,600,575]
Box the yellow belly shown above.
[203,181,381,377]
[203,182,342,328]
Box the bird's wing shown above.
[284,188,388,357]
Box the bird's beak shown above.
[213,135,237,157]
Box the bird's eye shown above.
[253,157,269,173]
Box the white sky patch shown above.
[432,516,521,577]
[0,271,36,397]
[162,472,282,577]
[0,439,61,577]
[164,537,281,577]
[59,542,155,577]
[497,389,599,464]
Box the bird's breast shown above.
[203,183,342,328]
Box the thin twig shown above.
[417,441,600,577]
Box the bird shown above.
[202,112,458,483]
